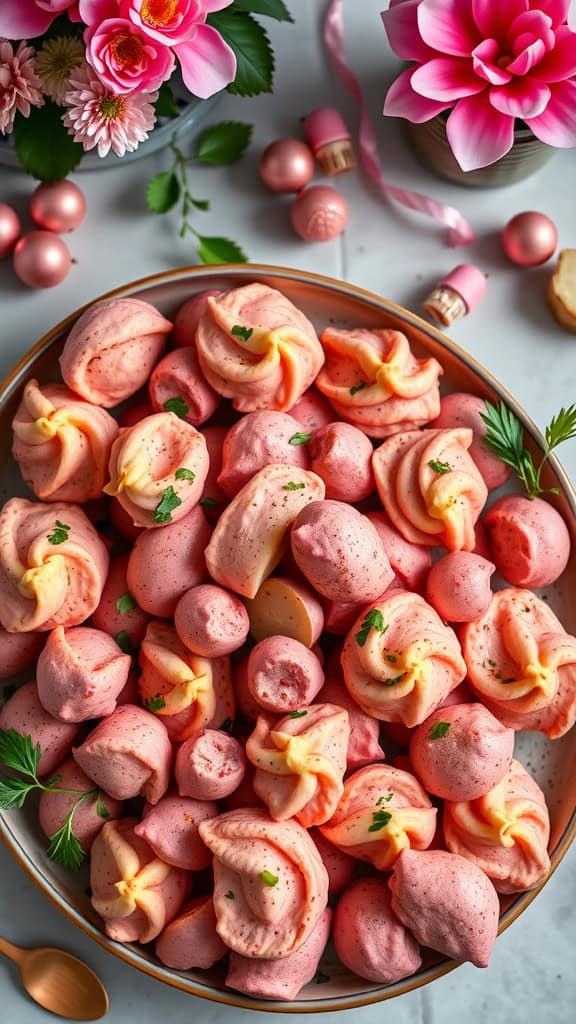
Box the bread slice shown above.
[548,249,576,332]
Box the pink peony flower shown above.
[85,17,175,94]
[0,39,44,135]
[80,0,237,98]
[382,0,576,170]
[62,62,157,156]
[0,2,78,40]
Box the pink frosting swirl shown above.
[198,808,329,959]
[0,498,109,633]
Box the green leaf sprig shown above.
[154,485,182,524]
[481,400,576,499]
[0,728,107,870]
[355,609,387,647]
[146,122,251,264]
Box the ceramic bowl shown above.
[0,265,575,1013]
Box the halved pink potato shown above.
[244,576,324,648]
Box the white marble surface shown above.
[0,1,575,1021]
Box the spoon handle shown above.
[0,935,22,964]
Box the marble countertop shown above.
[0,2,575,1022]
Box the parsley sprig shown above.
[481,400,576,499]
[0,728,108,870]
[355,609,387,647]
[47,520,70,545]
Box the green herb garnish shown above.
[231,324,253,341]
[429,721,451,740]
[175,467,196,482]
[481,400,576,499]
[289,431,312,446]
[355,608,387,647]
[47,520,70,545]
[384,653,397,663]
[349,381,366,396]
[154,485,182,524]
[288,709,308,719]
[376,792,393,806]
[96,794,110,820]
[260,870,279,887]
[384,673,406,687]
[367,810,392,833]
[224,890,236,900]
[116,593,136,614]
[428,459,452,474]
[283,481,305,491]
[145,696,167,712]
[163,396,189,418]
[114,631,134,655]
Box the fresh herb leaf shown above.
[0,728,41,778]
[384,673,406,687]
[46,800,88,871]
[114,631,134,656]
[14,101,83,182]
[219,717,234,734]
[289,431,312,446]
[145,696,167,712]
[349,381,366,396]
[154,83,179,119]
[164,396,189,418]
[189,197,211,211]
[428,459,452,474]
[260,870,279,886]
[231,324,253,341]
[367,810,392,833]
[429,721,451,740]
[47,520,70,545]
[355,608,386,647]
[154,486,182,524]
[195,121,253,165]
[384,654,397,663]
[95,793,110,820]
[288,709,308,719]
[376,792,393,806]
[116,593,136,614]
[224,890,236,900]
[146,170,181,214]
[0,777,37,809]
[196,234,248,265]
[545,405,576,451]
[283,481,305,491]
[209,11,274,96]
[175,467,196,482]
[480,399,575,500]
[200,496,220,509]
[232,1,293,21]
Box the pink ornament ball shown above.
[13,231,71,289]
[259,138,314,193]
[0,203,21,258]
[29,180,87,233]
[501,211,558,267]
[291,185,348,242]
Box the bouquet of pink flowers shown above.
[0,1,291,178]
[381,0,576,171]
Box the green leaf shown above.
[147,171,181,215]
[114,631,134,655]
[116,593,137,614]
[428,459,452,474]
[155,83,179,119]
[283,481,305,491]
[46,810,87,871]
[154,486,183,524]
[288,709,308,719]
[145,696,167,712]
[96,793,110,820]
[0,778,36,809]
[376,792,393,806]
[367,810,392,833]
[289,432,312,446]
[196,234,248,265]
[189,197,210,211]
[209,11,274,96]
[429,721,451,740]
[224,890,236,899]
[231,324,253,341]
[13,102,83,182]
[384,673,406,687]
[355,609,387,648]
[175,467,196,482]
[195,121,253,165]
[231,0,293,22]
[260,870,279,886]
[164,396,189,418]
[47,520,71,545]
[349,381,366,396]
[0,728,41,778]
[545,405,576,451]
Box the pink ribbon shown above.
[323,0,475,247]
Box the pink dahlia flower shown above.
[0,2,78,40]
[382,0,576,170]
[62,62,157,156]
[80,0,237,98]
[85,17,175,95]
[0,39,44,135]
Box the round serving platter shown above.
[0,265,575,1013]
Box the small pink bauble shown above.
[13,231,72,289]
[0,203,21,258]
[501,211,558,267]
[259,139,314,193]
[29,179,87,233]
[291,185,348,242]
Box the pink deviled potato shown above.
[333,878,421,984]
[426,551,495,623]
[218,411,309,498]
[483,495,571,587]
[431,392,510,490]
[36,625,131,722]
[148,346,220,426]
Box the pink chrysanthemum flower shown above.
[35,35,85,104]
[0,38,44,135]
[62,62,157,157]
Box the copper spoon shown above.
[0,933,109,1020]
